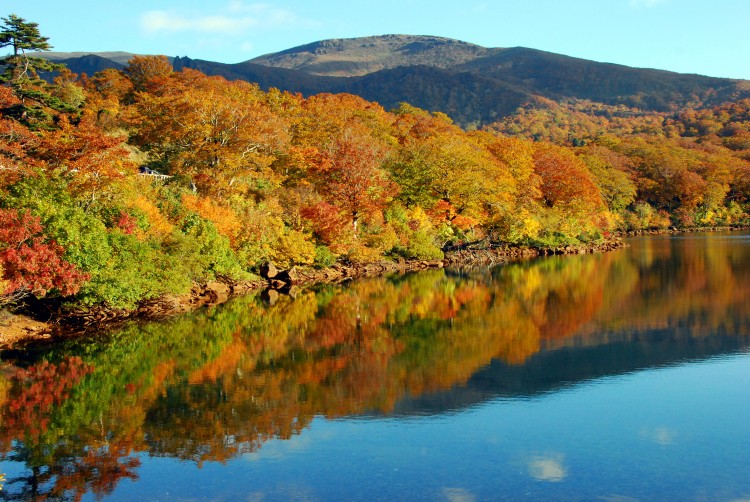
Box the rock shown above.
[259,261,278,279]
[205,280,230,305]
[276,267,302,284]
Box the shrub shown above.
[394,230,443,260]
[313,245,337,268]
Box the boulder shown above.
[280,284,301,299]
[276,267,302,284]
[259,261,278,279]
[270,279,287,289]
[205,280,230,305]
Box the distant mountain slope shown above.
[249,34,495,76]
[336,65,531,126]
[171,57,530,126]
[47,35,750,127]
[251,36,746,111]
[53,54,127,75]
[453,47,740,109]
[40,51,138,65]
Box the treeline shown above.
[491,97,750,226]
[0,17,749,310]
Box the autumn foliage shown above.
[0,208,89,301]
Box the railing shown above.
[138,173,172,180]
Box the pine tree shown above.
[0,14,75,126]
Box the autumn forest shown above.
[1,14,750,312]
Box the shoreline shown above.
[621,224,750,237]
[3,226,746,351]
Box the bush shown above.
[181,216,249,280]
[0,208,89,301]
[394,230,444,260]
[313,245,337,268]
[271,228,316,269]
[76,230,190,309]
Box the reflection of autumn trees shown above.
[589,235,750,335]
[2,236,750,497]
[0,358,143,501]
[0,357,93,445]
[501,254,611,340]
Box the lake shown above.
[1,232,749,501]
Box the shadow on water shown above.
[1,231,749,499]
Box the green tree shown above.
[0,14,73,125]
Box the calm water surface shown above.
[1,232,749,501]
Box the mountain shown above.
[50,54,127,75]
[39,51,138,66]
[248,34,495,76]
[452,47,738,108]
[248,36,745,110]
[166,57,530,126]
[44,35,750,128]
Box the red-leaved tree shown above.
[0,208,89,302]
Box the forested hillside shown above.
[52,35,750,129]
[1,16,749,313]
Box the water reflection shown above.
[639,426,677,445]
[527,454,567,482]
[1,232,749,499]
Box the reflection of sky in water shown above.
[639,426,677,445]
[94,352,750,501]
[441,487,476,502]
[527,454,567,482]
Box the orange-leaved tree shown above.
[312,127,396,234]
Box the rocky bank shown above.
[1,238,628,350]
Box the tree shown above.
[579,149,637,212]
[0,208,89,302]
[123,55,172,93]
[33,113,129,206]
[532,142,604,211]
[317,128,395,234]
[390,116,515,230]
[129,70,289,195]
[0,14,53,69]
[0,14,73,125]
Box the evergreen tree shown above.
[0,14,75,126]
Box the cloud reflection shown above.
[640,426,677,445]
[598,496,640,502]
[528,454,567,482]
[442,487,476,502]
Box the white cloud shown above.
[141,11,256,34]
[472,3,490,13]
[140,2,318,36]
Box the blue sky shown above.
[4,0,750,79]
